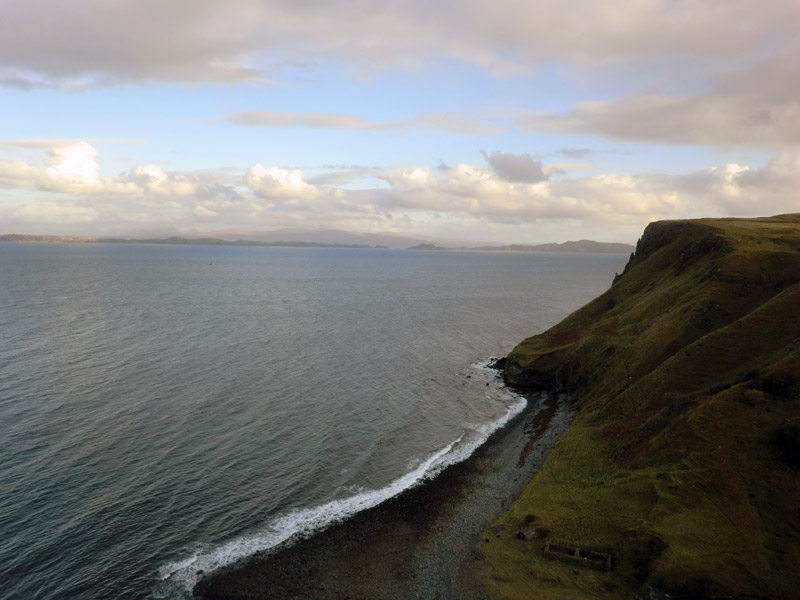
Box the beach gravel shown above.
[194,392,572,600]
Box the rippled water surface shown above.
[0,243,627,599]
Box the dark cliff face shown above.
[486,214,800,600]
[502,358,556,391]
[504,214,800,398]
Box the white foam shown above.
[156,361,526,598]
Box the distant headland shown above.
[489,213,800,599]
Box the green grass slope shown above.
[478,214,800,600]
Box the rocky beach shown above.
[194,391,572,600]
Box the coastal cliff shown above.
[480,215,800,599]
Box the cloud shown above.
[228,111,373,129]
[674,154,800,216]
[0,139,87,151]
[0,159,42,187]
[226,110,505,135]
[11,202,97,224]
[0,141,137,194]
[376,154,800,225]
[527,36,800,149]
[378,163,680,223]
[481,150,548,183]
[0,141,237,198]
[129,164,204,196]
[3,140,800,242]
[245,164,318,202]
[42,142,103,190]
[0,1,267,87]
[558,148,593,160]
[4,0,797,90]
[529,93,800,148]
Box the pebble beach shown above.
[194,391,572,600]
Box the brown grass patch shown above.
[598,409,661,461]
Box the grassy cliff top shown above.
[480,214,800,600]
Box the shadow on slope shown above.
[480,214,800,600]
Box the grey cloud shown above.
[306,172,360,187]
[481,150,548,183]
[558,148,593,159]
[4,0,798,88]
[321,164,382,171]
[530,94,800,148]
[527,36,800,149]
[228,111,375,130]
[0,72,54,90]
[226,110,505,135]
[411,113,506,135]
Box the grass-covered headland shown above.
[479,214,800,600]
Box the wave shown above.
[154,360,526,598]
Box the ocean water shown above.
[0,243,627,599]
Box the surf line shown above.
[157,360,526,595]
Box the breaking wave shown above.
[154,361,525,598]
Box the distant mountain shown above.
[0,234,95,243]
[408,239,635,253]
[1,232,634,253]
[499,239,634,253]
[95,236,377,249]
[197,228,431,249]
[406,243,446,251]
[0,234,379,249]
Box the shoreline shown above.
[194,391,572,600]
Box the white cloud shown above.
[2,141,799,242]
[42,142,102,190]
[675,154,800,216]
[245,164,318,202]
[0,141,235,198]
[378,163,681,223]
[130,164,201,196]
[377,154,800,226]
[0,141,138,194]
[0,159,41,187]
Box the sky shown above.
[1,0,799,244]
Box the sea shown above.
[0,243,627,599]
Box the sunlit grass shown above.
[481,214,800,599]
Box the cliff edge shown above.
[480,214,800,599]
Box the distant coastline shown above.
[0,233,634,254]
[407,240,635,253]
[0,234,386,250]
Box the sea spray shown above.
[155,360,526,599]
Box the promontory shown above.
[481,213,800,600]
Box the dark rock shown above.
[489,357,507,371]
[515,525,548,541]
